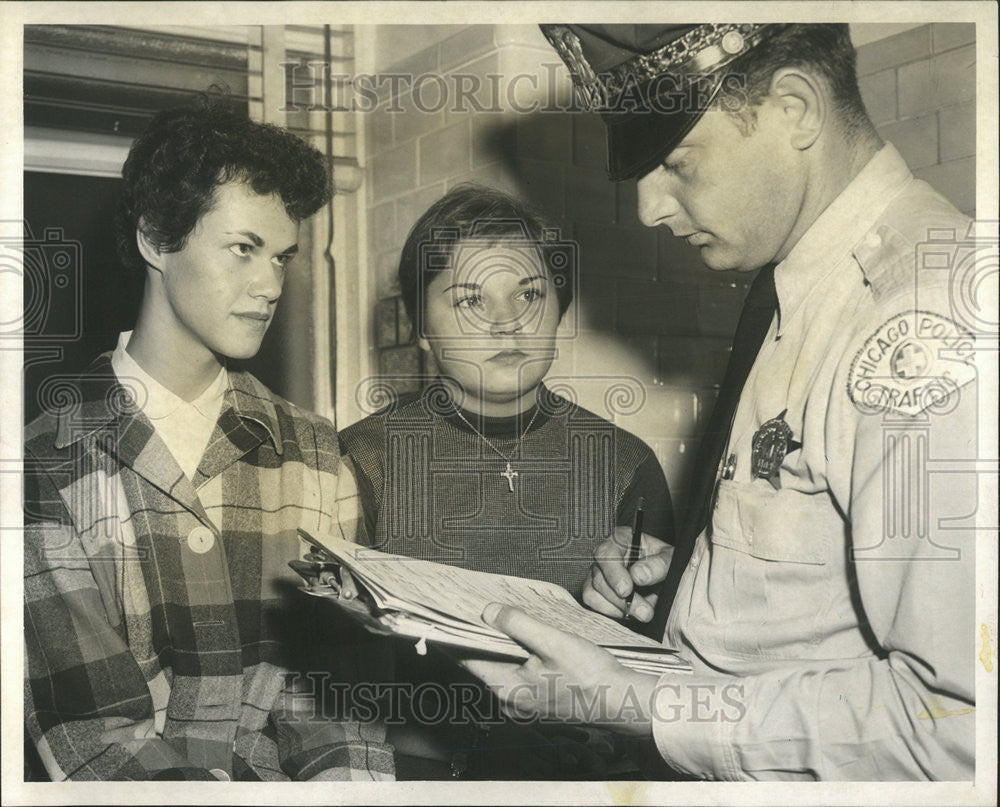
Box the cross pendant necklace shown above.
[500,462,519,492]
[452,406,540,493]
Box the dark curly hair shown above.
[116,95,331,273]
[719,24,876,144]
[398,183,575,336]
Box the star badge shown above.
[751,409,802,487]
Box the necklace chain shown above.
[451,406,540,462]
[451,406,540,492]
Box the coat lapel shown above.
[54,353,209,526]
[191,368,284,488]
[52,359,285,519]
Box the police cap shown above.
[539,24,785,181]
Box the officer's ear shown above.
[769,67,824,151]
[135,222,165,273]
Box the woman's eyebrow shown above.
[519,275,547,285]
[225,231,298,256]
[442,282,481,293]
[226,230,264,246]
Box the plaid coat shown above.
[23,354,394,781]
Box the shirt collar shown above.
[52,352,121,449]
[111,331,227,421]
[773,143,913,335]
[54,335,284,454]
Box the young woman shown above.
[342,183,673,591]
[337,184,675,780]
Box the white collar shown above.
[111,330,228,420]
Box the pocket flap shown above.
[711,480,827,565]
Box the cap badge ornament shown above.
[542,23,776,114]
[538,22,786,180]
[751,409,801,482]
[720,30,745,55]
[543,26,603,109]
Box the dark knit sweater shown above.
[339,384,673,598]
[337,384,674,779]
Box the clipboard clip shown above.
[297,528,338,563]
[292,528,344,593]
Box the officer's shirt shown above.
[655,144,979,780]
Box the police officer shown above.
[458,24,982,780]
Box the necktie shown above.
[639,263,778,641]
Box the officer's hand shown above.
[582,527,673,623]
[457,604,656,737]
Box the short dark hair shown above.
[398,183,574,336]
[116,95,331,273]
[720,24,875,142]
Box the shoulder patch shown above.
[847,310,976,416]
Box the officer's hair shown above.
[720,24,877,144]
[116,93,331,274]
[398,183,574,337]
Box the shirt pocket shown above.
[712,479,827,564]
[710,480,835,658]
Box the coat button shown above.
[187,525,215,554]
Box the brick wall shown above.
[365,25,575,391]
[362,23,977,507]
[857,23,976,216]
